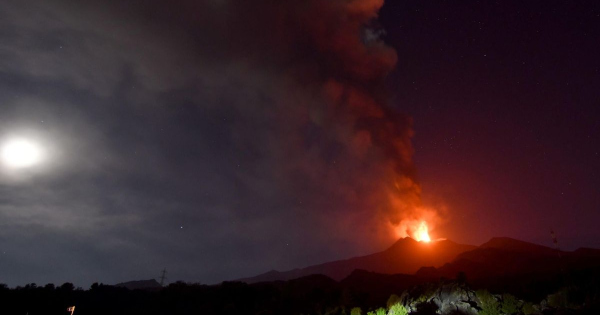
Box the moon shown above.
[1,138,44,169]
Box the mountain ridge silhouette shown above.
[237,237,476,283]
[238,236,600,285]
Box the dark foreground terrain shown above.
[3,237,600,314]
[1,269,599,315]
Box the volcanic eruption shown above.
[413,221,431,242]
[271,0,444,246]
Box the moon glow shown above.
[1,138,44,169]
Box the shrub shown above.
[501,294,519,315]
[522,302,535,315]
[375,307,386,315]
[351,307,362,315]
[415,283,436,303]
[548,290,568,308]
[476,289,500,315]
[388,303,407,315]
[59,282,75,291]
[387,294,401,308]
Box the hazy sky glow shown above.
[1,0,599,288]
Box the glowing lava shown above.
[394,219,433,242]
[414,221,431,242]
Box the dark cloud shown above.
[0,0,429,286]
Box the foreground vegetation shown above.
[1,269,599,314]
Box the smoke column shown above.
[228,0,437,243]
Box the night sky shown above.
[1,0,599,287]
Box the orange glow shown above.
[414,221,431,242]
[394,219,434,242]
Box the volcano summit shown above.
[238,237,476,283]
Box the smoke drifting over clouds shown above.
[0,0,431,286]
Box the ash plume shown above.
[149,0,432,244]
[211,0,431,244]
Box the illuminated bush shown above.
[375,307,386,315]
[351,307,362,315]
[388,303,407,315]
[476,289,500,315]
